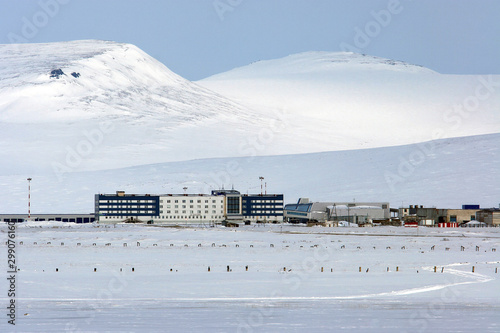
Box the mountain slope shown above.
[0,40,288,173]
[2,43,499,176]
[1,133,498,213]
[199,51,500,149]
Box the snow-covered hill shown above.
[1,133,498,213]
[0,40,295,173]
[2,43,499,176]
[1,42,498,214]
[199,51,500,150]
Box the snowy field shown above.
[1,222,499,332]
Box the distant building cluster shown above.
[399,204,500,228]
[92,191,499,228]
[1,190,499,228]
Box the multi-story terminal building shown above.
[95,189,284,225]
[95,191,225,225]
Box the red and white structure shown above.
[27,177,32,219]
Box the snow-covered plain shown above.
[1,222,499,332]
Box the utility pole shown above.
[27,178,32,219]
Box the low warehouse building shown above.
[0,214,95,223]
[284,199,392,225]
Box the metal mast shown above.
[27,177,32,219]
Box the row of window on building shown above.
[102,215,224,220]
[161,199,223,204]
[160,205,221,209]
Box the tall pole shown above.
[259,177,264,196]
[27,178,32,219]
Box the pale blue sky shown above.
[1,0,499,80]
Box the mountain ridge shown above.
[0,40,498,208]
[198,51,500,151]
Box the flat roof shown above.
[98,193,221,197]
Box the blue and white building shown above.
[95,189,284,224]
[211,189,284,223]
[95,191,225,224]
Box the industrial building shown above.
[399,205,484,227]
[95,189,283,225]
[476,209,500,226]
[284,199,394,226]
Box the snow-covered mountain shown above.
[2,42,499,176]
[0,40,295,174]
[1,41,498,213]
[199,51,500,150]
[1,133,498,213]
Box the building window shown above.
[450,215,457,222]
[227,196,240,214]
